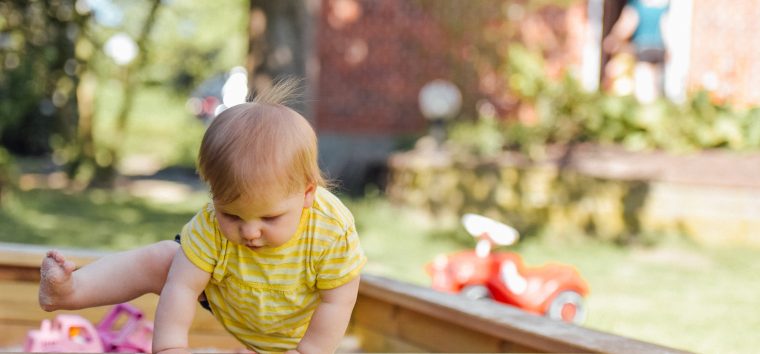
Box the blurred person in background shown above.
[603,0,670,103]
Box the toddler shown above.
[38,79,366,354]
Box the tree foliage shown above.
[0,0,84,155]
[1,0,248,187]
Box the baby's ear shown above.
[303,183,316,208]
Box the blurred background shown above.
[1,0,759,353]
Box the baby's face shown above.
[214,185,315,250]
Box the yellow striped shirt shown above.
[180,187,366,353]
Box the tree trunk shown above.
[64,11,98,186]
[90,0,163,187]
[247,0,317,117]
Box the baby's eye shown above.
[262,215,280,222]
[223,213,241,220]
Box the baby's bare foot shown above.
[39,250,76,311]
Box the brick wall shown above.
[314,0,586,136]
[688,0,760,106]
[315,0,452,135]
[314,0,760,139]
[313,0,584,192]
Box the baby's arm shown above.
[152,250,211,354]
[289,276,360,354]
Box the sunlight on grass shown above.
[345,196,466,285]
[0,188,208,250]
[515,235,760,349]
[93,82,205,168]
[345,196,759,354]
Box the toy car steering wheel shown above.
[461,213,519,246]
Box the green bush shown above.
[449,44,760,158]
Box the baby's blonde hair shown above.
[197,78,325,206]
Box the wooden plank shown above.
[0,242,109,283]
[501,340,543,353]
[350,325,426,353]
[0,243,692,353]
[397,308,503,353]
[0,243,255,351]
[0,265,40,282]
[0,280,240,349]
[185,331,246,351]
[0,321,35,348]
[0,281,229,333]
[358,274,691,354]
[0,242,108,269]
[351,295,399,335]
[0,321,242,350]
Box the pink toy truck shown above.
[25,303,154,353]
[24,314,104,353]
[96,303,153,353]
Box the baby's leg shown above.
[39,240,179,311]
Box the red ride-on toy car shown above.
[426,214,590,324]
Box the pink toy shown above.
[24,303,154,353]
[24,314,104,353]
[96,303,153,353]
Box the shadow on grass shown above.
[0,188,204,250]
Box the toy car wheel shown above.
[459,285,491,301]
[546,290,586,324]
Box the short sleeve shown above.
[315,224,367,290]
[180,205,224,278]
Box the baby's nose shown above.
[240,222,262,240]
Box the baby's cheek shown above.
[217,221,237,241]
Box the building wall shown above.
[687,0,760,106]
[315,0,451,135]
[314,0,454,193]
[313,0,760,138]
[312,0,584,193]
[314,1,587,135]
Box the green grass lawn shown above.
[347,196,760,354]
[1,186,757,354]
[93,83,206,168]
[0,187,207,249]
